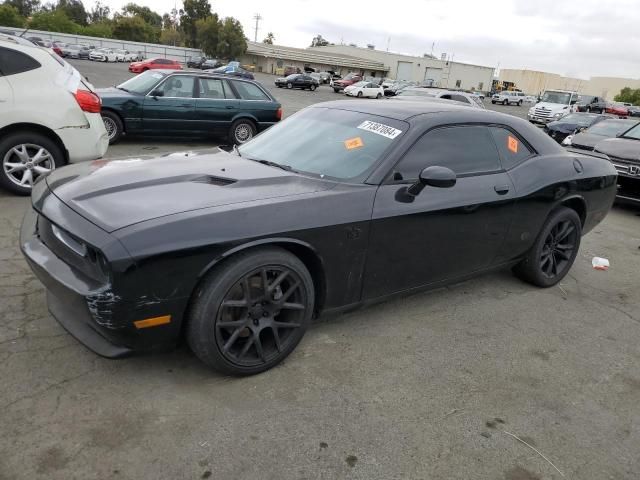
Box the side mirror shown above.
[150,89,164,98]
[407,166,456,196]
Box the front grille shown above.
[534,107,554,119]
[610,156,640,177]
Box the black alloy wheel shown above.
[187,248,314,375]
[513,207,581,287]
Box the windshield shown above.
[578,95,594,104]
[541,91,572,104]
[586,120,638,136]
[238,108,406,181]
[344,73,358,80]
[117,70,165,94]
[621,123,640,140]
[560,113,600,126]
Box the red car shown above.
[129,58,183,73]
[605,102,630,117]
[332,73,363,93]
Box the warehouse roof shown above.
[245,41,388,71]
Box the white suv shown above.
[492,91,526,106]
[0,35,108,195]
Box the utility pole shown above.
[386,37,390,52]
[253,13,262,42]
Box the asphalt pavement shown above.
[1,60,639,480]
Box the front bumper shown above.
[528,114,560,124]
[56,112,109,163]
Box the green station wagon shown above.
[98,70,282,145]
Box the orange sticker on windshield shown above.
[508,135,519,153]
[344,137,364,150]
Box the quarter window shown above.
[0,47,41,76]
[489,127,534,169]
[393,125,502,180]
[232,81,269,101]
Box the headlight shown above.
[562,135,573,146]
[554,113,563,118]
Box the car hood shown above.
[533,102,571,113]
[571,132,607,149]
[594,138,640,162]
[96,87,136,99]
[546,120,580,133]
[45,150,334,233]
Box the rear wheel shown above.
[229,118,256,145]
[333,88,340,93]
[287,83,293,89]
[0,132,64,195]
[492,100,496,104]
[513,207,581,287]
[518,100,523,106]
[187,247,315,375]
[376,93,382,99]
[310,84,316,91]
[101,111,124,145]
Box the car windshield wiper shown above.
[116,86,130,92]
[247,157,296,172]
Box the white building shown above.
[308,44,495,92]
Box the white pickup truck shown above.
[528,90,580,124]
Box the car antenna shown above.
[18,28,29,38]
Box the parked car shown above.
[563,118,639,150]
[201,58,222,70]
[98,70,281,145]
[20,100,617,375]
[491,91,527,106]
[332,73,363,93]
[61,44,91,59]
[309,72,322,85]
[187,55,207,68]
[543,112,605,144]
[282,66,301,76]
[317,71,331,84]
[594,122,640,205]
[605,102,630,117]
[575,95,607,113]
[274,73,319,90]
[205,65,254,79]
[89,48,117,62]
[344,81,385,98]
[114,49,137,62]
[628,106,640,117]
[0,34,108,195]
[393,87,485,108]
[129,58,183,73]
[384,80,414,96]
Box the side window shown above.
[393,126,502,181]
[489,127,534,170]
[157,76,195,97]
[450,94,470,104]
[232,81,269,101]
[0,47,41,76]
[199,78,235,99]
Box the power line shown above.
[253,13,262,42]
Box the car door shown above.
[362,83,373,97]
[142,74,197,133]
[194,77,239,134]
[363,124,516,299]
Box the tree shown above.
[160,28,183,46]
[4,0,40,18]
[216,17,246,60]
[310,34,329,47]
[88,1,110,23]
[112,15,156,42]
[181,0,212,47]
[614,87,640,106]
[0,4,26,27]
[81,21,112,38]
[195,14,219,56]
[29,9,79,33]
[56,0,87,26]
[262,32,275,44]
[121,3,161,28]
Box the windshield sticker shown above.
[357,121,402,139]
[508,136,519,154]
[344,137,364,150]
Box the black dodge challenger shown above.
[21,101,617,375]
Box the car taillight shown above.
[276,107,283,120]
[74,89,101,113]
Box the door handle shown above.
[225,105,236,109]
[494,185,510,195]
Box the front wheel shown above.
[186,247,315,375]
[518,100,523,106]
[492,100,496,104]
[376,93,382,99]
[286,83,293,89]
[357,91,363,98]
[503,99,508,105]
[229,119,256,145]
[310,84,316,91]
[333,88,340,93]
[513,207,582,287]
[0,132,64,195]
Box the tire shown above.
[286,83,293,89]
[513,207,582,287]
[101,111,124,145]
[357,91,363,98]
[518,100,523,106]
[376,93,382,99]
[186,247,315,375]
[0,132,64,196]
[229,118,257,145]
[503,99,508,105]
[586,106,591,113]
[310,84,316,91]
[492,100,496,104]
[333,88,340,93]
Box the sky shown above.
[92,0,640,79]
